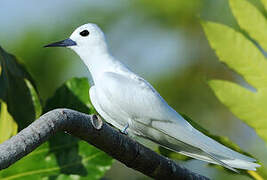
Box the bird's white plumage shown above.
[67,23,260,171]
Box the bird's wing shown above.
[89,85,123,130]
[97,72,259,171]
[98,71,185,126]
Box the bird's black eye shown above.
[80,30,89,37]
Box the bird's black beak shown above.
[44,38,77,48]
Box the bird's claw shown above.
[120,123,129,135]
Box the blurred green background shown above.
[1,0,266,179]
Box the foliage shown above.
[44,77,94,114]
[1,0,267,179]
[157,0,267,179]
[0,140,112,180]
[0,46,41,130]
[135,0,202,27]
[261,0,267,11]
[0,101,17,143]
[202,0,267,178]
[0,48,113,179]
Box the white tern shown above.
[45,23,260,172]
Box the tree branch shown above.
[0,108,209,180]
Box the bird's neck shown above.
[74,46,119,83]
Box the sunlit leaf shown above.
[0,46,42,130]
[202,21,267,88]
[202,0,267,178]
[0,101,17,143]
[202,14,267,150]
[260,0,267,11]
[25,79,42,119]
[230,0,267,52]
[249,170,265,180]
[209,80,267,132]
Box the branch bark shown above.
[0,108,209,180]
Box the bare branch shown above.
[0,108,209,180]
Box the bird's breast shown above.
[91,85,130,129]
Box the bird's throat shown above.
[76,48,116,83]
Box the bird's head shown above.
[44,23,108,55]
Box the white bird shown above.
[45,23,260,172]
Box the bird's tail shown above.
[141,121,260,172]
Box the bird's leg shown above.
[120,123,129,135]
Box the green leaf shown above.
[0,46,42,130]
[0,77,113,179]
[202,20,267,146]
[209,80,267,131]
[229,0,267,52]
[249,168,266,180]
[202,2,267,178]
[0,101,17,143]
[202,21,267,89]
[44,77,112,179]
[25,79,42,119]
[44,77,94,114]
[260,0,267,11]
[0,137,112,180]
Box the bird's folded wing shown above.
[98,72,211,150]
[98,71,185,124]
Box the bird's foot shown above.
[120,123,129,135]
